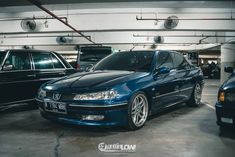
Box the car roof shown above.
[120,50,182,55]
[3,49,54,53]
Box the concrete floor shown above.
[0,79,235,157]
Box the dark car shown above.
[201,64,210,78]
[0,49,76,109]
[76,46,113,71]
[216,66,235,129]
[201,63,220,79]
[36,50,204,130]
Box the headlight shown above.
[218,91,225,102]
[73,90,118,100]
[38,88,46,99]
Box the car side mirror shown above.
[154,67,170,77]
[224,66,234,74]
[3,64,13,71]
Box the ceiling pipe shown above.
[27,0,96,44]
[1,35,91,39]
[78,29,235,32]
[0,44,97,47]
[133,34,235,38]
[56,11,235,17]
[0,17,67,22]
[136,16,235,21]
[0,31,75,35]
[2,29,235,36]
[0,43,225,47]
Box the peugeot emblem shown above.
[53,93,61,101]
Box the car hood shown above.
[221,74,235,90]
[46,70,149,91]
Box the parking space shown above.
[0,79,234,157]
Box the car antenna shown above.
[130,46,136,51]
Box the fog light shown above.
[219,92,225,102]
[82,115,104,121]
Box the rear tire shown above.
[126,92,149,130]
[187,83,202,107]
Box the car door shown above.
[30,52,69,91]
[151,51,180,113]
[0,50,35,105]
[171,53,194,101]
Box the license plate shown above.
[44,100,67,114]
[221,117,233,124]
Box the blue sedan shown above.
[36,50,204,130]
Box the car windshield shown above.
[93,51,154,72]
[0,51,7,65]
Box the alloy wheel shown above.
[131,94,149,127]
[194,83,202,105]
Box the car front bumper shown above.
[215,102,235,127]
[36,99,128,127]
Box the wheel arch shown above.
[131,89,153,115]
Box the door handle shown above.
[27,74,36,78]
[59,72,66,75]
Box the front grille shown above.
[61,94,75,101]
[225,93,235,103]
[46,91,53,99]
[225,92,235,104]
[68,104,128,111]
[46,91,74,101]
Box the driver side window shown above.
[171,53,191,70]
[156,51,174,69]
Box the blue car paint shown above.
[37,51,204,127]
[216,72,235,127]
[40,106,128,126]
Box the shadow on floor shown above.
[219,127,235,139]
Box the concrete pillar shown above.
[221,44,235,84]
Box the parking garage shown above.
[0,1,235,157]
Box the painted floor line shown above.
[202,94,217,96]
[205,103,215,110]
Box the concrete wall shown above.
[221,44,235,83]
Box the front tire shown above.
[187,83,202,107]
[126,92,149,130]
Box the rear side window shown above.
[32,53,53,69]
[32,52,65,70]
[51,54,64,69]
[4,52,31,71]
[55,53,72,68]
[156,51,174,69]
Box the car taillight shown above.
[218,91,225,102]
[76,64,80,70]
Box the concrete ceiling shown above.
[0,1,234,14]
[0,0,233,8]
[0,0,234,51]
